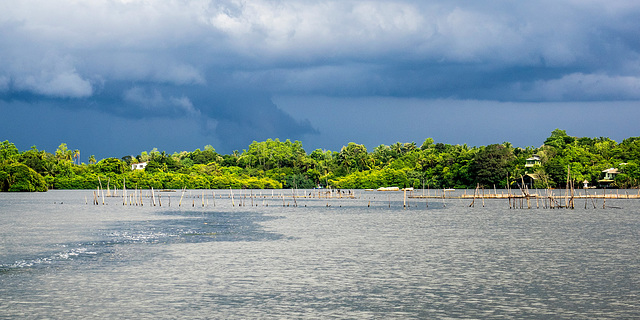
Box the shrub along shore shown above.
[1,129,639,192]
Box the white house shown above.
[131,162,148,170]
[601,168,619,181]
[598,168,619,186]
[525,155,541,168]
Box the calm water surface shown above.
[1,189,639,319]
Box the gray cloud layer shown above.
[1,0,639,154]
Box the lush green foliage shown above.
[0,163,47,192]
[1,130,639,192]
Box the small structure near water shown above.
[598,168,620,187]
[525,155,541,168]
[131,162,148,170]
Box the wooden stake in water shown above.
[442,188,446,208]
[179,187,186,207]
[291,189,297,207]
[470,185,477,207]
[403,189,406,209]
[97,177,105,205]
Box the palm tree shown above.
[56,143,69,161]
[89,155,96,164]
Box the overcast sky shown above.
[1,0,639,160]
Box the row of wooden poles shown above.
[87,178,433,209]
[87,187,449,211]
[463,166,640,209]
[87,186,632,210]
[466,186,615,209]
[87,176,636,209]
[88,177,362,207]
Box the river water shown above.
[1,189,639,319]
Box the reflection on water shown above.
[1,190,639,319]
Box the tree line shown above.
[1,129,639,192]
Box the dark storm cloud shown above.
[1,0,639,156]
[3,0,639,100]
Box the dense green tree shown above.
[189,145,221,164]
[55,143,73,162]
[0,140,19,162]
[337,143,369,173]
[19,147,53,176]
[543,157,568,188]
[420,138,435,150]
[0,163,47,192]
[371,144,393,168]
[468,144,514,187]
[96,158,127,174]
[544,128,575,149]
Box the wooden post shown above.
[403,189,406,209]
[469,185,477,207]
[442,188,446,208]
[292,189,297,207]
[179,187,186,207]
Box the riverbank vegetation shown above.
[1,129,639,192]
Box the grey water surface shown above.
[1,189,639,319]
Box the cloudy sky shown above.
[1,0,639,160]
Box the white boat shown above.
[377,187,400,191]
